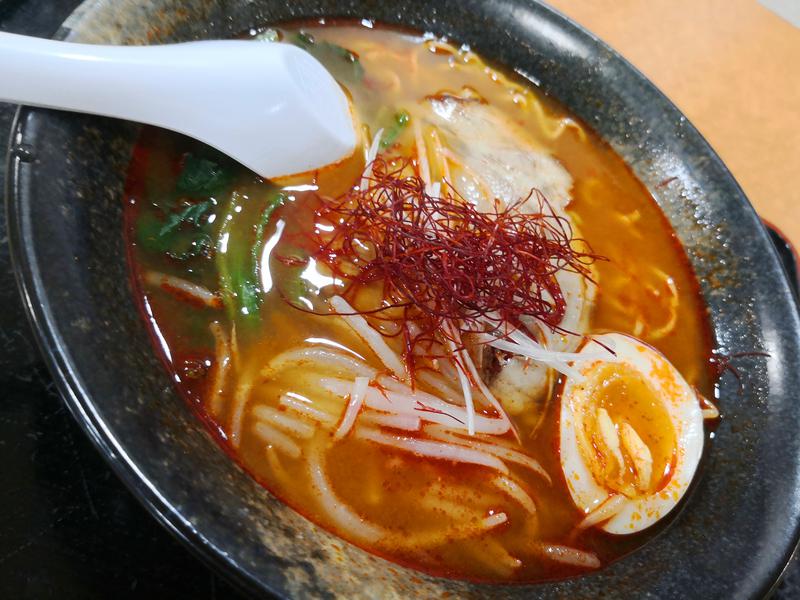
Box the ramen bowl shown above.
[7,0,800,597]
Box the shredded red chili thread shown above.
[302,157,602,363]
[414,401,465,424]
[710,350,770,393]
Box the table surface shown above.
[549,0,800,246]
[0,1,798,598]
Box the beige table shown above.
[548,0,800,245]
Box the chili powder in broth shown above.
[123,20,714,582]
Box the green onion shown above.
[380,110,411,149]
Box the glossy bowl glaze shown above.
[7,0,800,597]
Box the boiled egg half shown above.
[559,333,707,534]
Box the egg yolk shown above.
[581,362,677,497]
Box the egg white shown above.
[559,333,704,534]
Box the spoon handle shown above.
[0,32,295,127]
[0,32,356,178]
[0,32,183,121]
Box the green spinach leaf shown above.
[216,189,286,323]
[137,199,216,260]
[291,31,364,84]
[158,199,214,237]
[251,194,286,268]
[176,155,232,196]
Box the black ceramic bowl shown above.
[7,0,800,598]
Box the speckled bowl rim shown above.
[6,0,800,598]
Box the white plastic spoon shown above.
[0,32,357,178]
